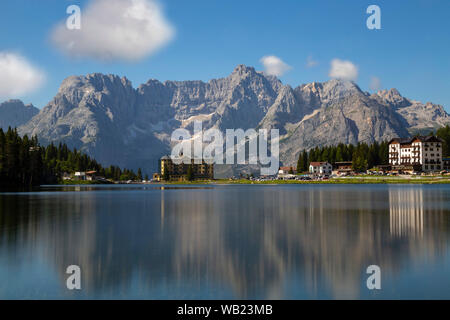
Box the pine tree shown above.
[302,150,308,172]
[186,165,194,181]
[0,129,6,181]
[297,152,303,174]
[437,125,450,156]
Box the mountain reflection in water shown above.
[0,185,449,299]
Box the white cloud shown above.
[0,52,45,98]
[260,55,292,77]
[370,76,382,91]
[329,59,358,81]
[51,0,175,62]
[306,55,318,68]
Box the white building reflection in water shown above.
[389,187,424,238]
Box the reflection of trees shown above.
[0,185,449,299]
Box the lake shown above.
[0,184,450,299]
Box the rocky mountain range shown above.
[0,100,39,131]
[2,65,448,176]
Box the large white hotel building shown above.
[388,136,443,172]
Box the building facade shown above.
[389,136,443,172]
[333,161,353,175]
[159,156,214,181]
[74,172,86,180]
[278,166,296,175]
[309,162,332,175]
[443,158,450,171]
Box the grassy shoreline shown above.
[60,180,112,185]
[57,176,450,186]
[150,177,450,185]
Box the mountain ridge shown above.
[0,100,39,131]
[4,65,448,175]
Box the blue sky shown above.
[0,0,449,110]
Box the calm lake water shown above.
[0,184,450,299]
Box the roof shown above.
[389,136,443,145]
[310,162,330,166]
[413,136,443,143]
[389,137,412,144]
[161,155,214,164]
[279,166,295,171]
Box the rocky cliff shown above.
[0,100,39,131]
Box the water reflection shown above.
[0,185,449,299]
[390,187,424,238]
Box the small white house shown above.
[278,166,296,175]
[62,172,72,181]
[75,172,86,180]
[309,162,332,175]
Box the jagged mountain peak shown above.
[382,88,402,96]
[0,99,39,130]
[322,79,362,95]
[0,99,35,109]
[58,73,133,93]
[1,99,23,105]
[0,99,38,110]
[228,64,277,86]
[225,64,282,96]
[294,79,363,107]
[231,64,258,77]
[300,81,322,93]
[374,88,411,108]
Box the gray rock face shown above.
[13,65,450,174]
[371,88,450,135]
[373,88,411,108]
[0,100,39,131]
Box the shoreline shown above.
[168,178,450,185]
[59,177,450,186]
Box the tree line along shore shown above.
[1,126,450,188]
[0,127,146,189]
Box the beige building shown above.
[159,156,214,181]
[333,161,353,175]
[389,136,443,172]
